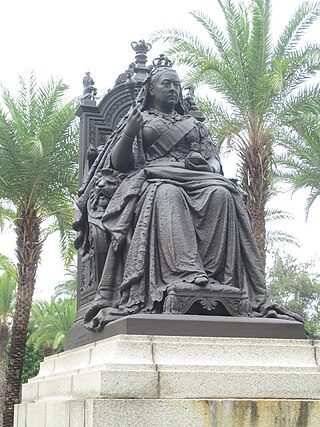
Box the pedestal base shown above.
[65,314,307,350]
[15,334,320,426]
[15,398,320,427]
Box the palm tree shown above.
[277,113,320,217]
[152,0,320,267]
[265,208,300,249]
[27,300,56,358]
[0,267,16,427]
[28,298,76,356]
[0,74,78,426]
[53,264,77,300]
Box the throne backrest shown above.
[75,41,152,307]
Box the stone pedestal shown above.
[15,334,320,426]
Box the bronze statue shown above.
[74,58,302,331]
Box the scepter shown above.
[124,68,145,165]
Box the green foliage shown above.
[0,256,17,321]
[277,113,320,216]
[28,298,76,353]
[0,73,79,425]
[0,73,79,265]
[0,273,16,321]
[21,335,43,384]
[5,328,43,383]
[152,0,320,151]
[0,204,15,233]
[152,0,320,188]
[267,251,320,338]
[53,265,77,300]
[265,208,300,248]
[0,254,17,281]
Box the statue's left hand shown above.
[185,151,212,172]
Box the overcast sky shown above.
[0,0,319,299]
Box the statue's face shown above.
[150,70,181,108]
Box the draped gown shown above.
[81,109,270,328]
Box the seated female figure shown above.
[75,64,302,330]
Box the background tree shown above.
[267,251,320,338]
[277,113,320,217]
[152,0,320,266]
[0,74,78,426]
[265,207,300,249]
[20,338,43,385]
[53,264,77,300]
[0,258,16,427]
[28,298,76,357]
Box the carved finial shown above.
[131,40,152,55]
[183,85,205,122]
[130,39,152,82]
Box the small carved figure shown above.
[81,72,97,100]
[74,59,303,331]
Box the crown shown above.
[152,54,173,69]
[131,40,152,54]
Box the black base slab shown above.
[65,314,307,350]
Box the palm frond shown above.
[278,83,320,121]
[41,208,76,267]
[0,75,78,211]
[305,188,320,218]
[274,1,320,58]
[266,229,300,248]
[248,0,272,88]
[277,117,320,217]
[216,0,252,108]
[0,271,16,317]
[28,298,76,352]
[265,207,294,222]
[190,10,231,60]
[0,254,17,278]
[273,44,320,99]
[196,96,244,148]
[151,28,215,68]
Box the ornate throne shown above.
[66,41,250,350]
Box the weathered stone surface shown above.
[15,335,320,426]
[14,399,320,427]
[209,399,320,427]
[24,335,320,401]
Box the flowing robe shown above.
[80,110,269,325]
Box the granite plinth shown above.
[65,313,307,350]
[16,334,320,426]
[15,398,320,427]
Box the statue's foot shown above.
[193,275,208,286]
[85,307,125,332]
[84,294,109,323]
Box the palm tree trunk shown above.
[3,208,42,427]
[43,343,54,358]
[240,137,271,270]
[0,321,9,427]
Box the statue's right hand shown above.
[124,106,143,138]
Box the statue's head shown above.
[137,56,185,114]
